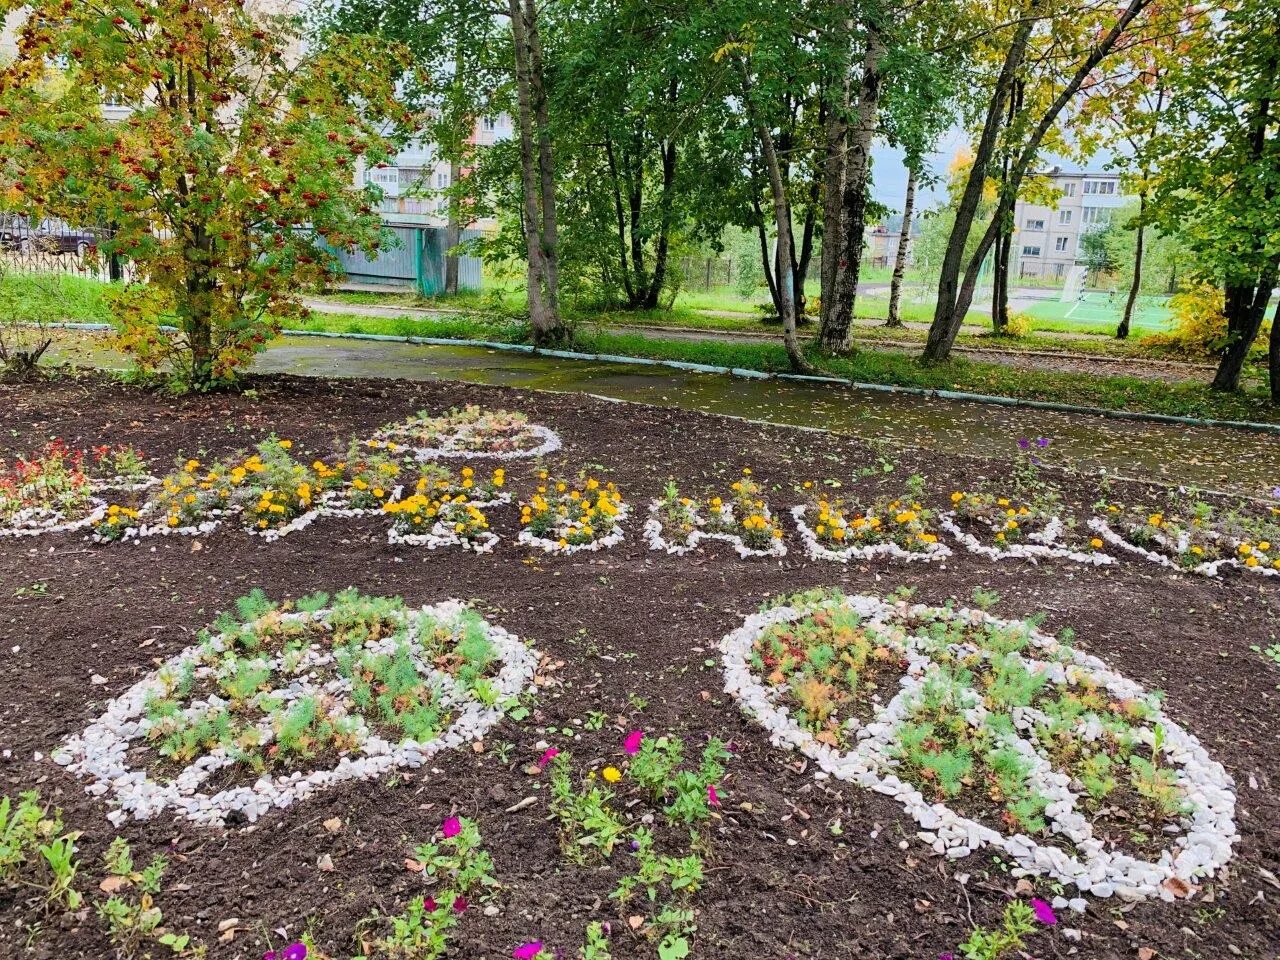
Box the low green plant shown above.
[362,817,497,960]
[0,790,83,912]
[628,736,729,826]
[611,829,701,960]
[549,753,627,861]
[96,839,200,957]
[959,900,1037,960]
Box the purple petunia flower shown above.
[1036,437,1050,448]
[1031,898,1057,926]
[1017,438,1031,450]
[281,945,307,960]
[623,730,644,755]
[453,895,468,914]
[513,942,544,960]
[441,816,461,839]
[1273,486,1280,499]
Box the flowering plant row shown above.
[1090,498,1280,579]
[721,589,1237,901]
[940,490,1114,566]
[55,591,538,828]
[369,404,562,462]
[645,471,786,558]
[792,486,951,564]
[518,471,628,554]
[0,440,152,538]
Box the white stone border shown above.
[387,520,499,554]
[89,474,162,494]
[720,594,1237,901]
[243,508,323,543]
[1,497,108,538]
[791,505,951,564]
[518,502,630,555]
[373,420,562,462]
[54,599,538,827]
[941,512,1114,566]
[644,500,786,559]
[1088,517,1229,578]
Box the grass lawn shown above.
[5,271,1272,424]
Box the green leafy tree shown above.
[0,0,413,390]
[1141,0,1280,397]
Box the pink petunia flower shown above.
[513,942,544,960]
[538,748,560,769]
[1031,898,1057,926]
[623,730,643,755]
[707,784,721,807]
[281,945,307,960]
[441,816,462,839]
[424,897,438,912]
[453,895,468,914]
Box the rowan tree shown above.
[0,0,414,389]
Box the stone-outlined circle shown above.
[55,598,538,827]
[369,406,562,462]
[720,592,1237,900]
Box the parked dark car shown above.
[0,216,100,256]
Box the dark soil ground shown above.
[1,372,1278,960]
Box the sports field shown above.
[1021,290,1174,332]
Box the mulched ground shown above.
[1,371,1278,960]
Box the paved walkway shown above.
[45,329,1280,496]
[300,297,1214,384]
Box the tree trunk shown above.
[819,33,853,328]
[886,164,916,328]
[921,14,1036,361]
[1270,293,1280,404]
[507,0,563,343]
[819,27,885,354]
[744,71,811,373]
[525,0,561,329]
[444,157,461,295]
[642,135,678,309]
[1117,193,1146,339]
[924,0,1151,361]
[1213,269,1276,392]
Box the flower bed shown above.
[54,591,538,828]
[644,472,786,558]
[518,472,627,554]
[940,491,1113,565]
[313,444,405,517]
[384,495,499,553]
[721,590,1237,900]
[792,489,951,563]
[0,440,121,538]
[370,405,561,461]
[1090,499,1280,578]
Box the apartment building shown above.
[1011,169,1130,279]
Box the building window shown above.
[436,172,450,188]
[1083,180,1117,196]
[1081,206,1113,225]
[1063,183,1077,197]
[1025,218,1045,230]
[481,116,496,132]
[1055,236,1069,252]
[1058,209,1072,225]
[1022,245,1041,257]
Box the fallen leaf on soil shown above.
[99,876,128,894]
[217,918,241,933]
[1161,877,1194,899]
[472,741,485,753]
[404,859,424,872]
[190,540,202,553]
[1137,948,1156,960]
[323,817,343,834]
[628,916,644,931]
[505,797,538,813]
[317,854,334,872]
[1014,878,1035,895]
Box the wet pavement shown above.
[45,330,1280,496]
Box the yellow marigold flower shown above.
[832,527,845,540]
[557,538,569,548]
[742,467,752,475]
[1090,538,1104,549]
[108,504,120,515]
[1238,543,1252,555]
[1148,513,1163,527]
[373,488,385,499]
[184,494,197,505]
[1245,556,1259,567]
[1190,545,1204,555]
[258,519,268,528]
[816,524,826,535]
[462,467,474,478]
[279,440,292,449]
[951,492,964,502]
[997,498,1010,507]
[601,766,622,783]
[184,459,200,472]
[1259,541,1271,551]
